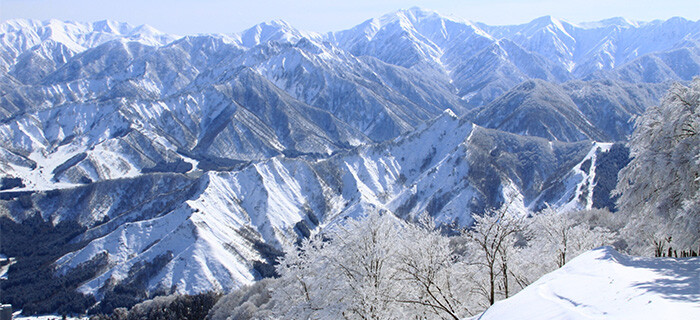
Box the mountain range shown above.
[0,8,698,311]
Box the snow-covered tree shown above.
[462,205,526,307]
[267,211,478,319]
[269,211,406,319]
[270,235,339,319]
[214,206,625,319]
[615,78,700,254]
[328,212,405,320]
[207,279,275,320]
[393,217,469,319]
[529,207,615,269]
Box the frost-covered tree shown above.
[329,212,404,320]
[212,207,623,319]
[394,217,469,319]
[460,205,617,311]
[270,231,343,319]
[265,211,478,319]
[529,207,615,269]
[207,278,275,320]
[269,211,406,320]
[615,79,700,254]
[462,206,526,307]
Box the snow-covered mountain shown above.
[0,9,698,311]
[0,19,177,77]
[470,79,667,142]
[332,8,700,105]
[476,246,700,319]
[1,111,608,299]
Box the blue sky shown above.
[2,0,699,35]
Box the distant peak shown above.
[267,19,293,29]
[602,17,636,25]
[92,19,130,34]
[403,6,437,16]
[238,19,320,48]
[663,16,691,25]
[379,7,444,26]
[578,17,639,29]
[531,15,556,24]
[132,24,160,34]
[528,15,573,28]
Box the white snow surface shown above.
[42,112,600,297]
[2,10,694,302]
[13,314,87,320]
[476,246,700,320]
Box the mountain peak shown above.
[382,7,467,27]
[91,19,130,34]
[578,17,640,29]
[267,19,293,29]
[527,15,573,30]
[398,6,437,19]
[237,19,320,48]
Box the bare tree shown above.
[463,205,525,306]
[394,217,467,319]
[530,207,615,269]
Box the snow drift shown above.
[476,246,700,319]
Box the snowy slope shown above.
[1,11,698,307]
[0,19,177,76]
[6,111,601,298]
[470,79,666,142]
[476,246,700,320]
[0,19,469,187]
[330,9,700,105]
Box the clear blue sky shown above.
[2,0,699,35]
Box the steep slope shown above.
[450,39,571,106]
[1,112,602,300]
[330,9,700,106]
[470,79,666,142]
[1,12,698,312]
[0,19,177,76]
[1,20,472,185]
[562,80,667,140]
[477,246,700,320]
[226,37,467,141]
[471,80,607,142]
[482,16,700,78]
[328,7,447,71]
[592,43,700,83]
[329,8,571,106]
[234,20,322,49]
[0,65,370,187]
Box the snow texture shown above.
[1,10,698,300]
[476,246,700,320]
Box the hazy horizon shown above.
[2,0,699,35]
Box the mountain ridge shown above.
[0,9,697,313]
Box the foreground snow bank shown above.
[13,314,87,320]
[476,246,700,319]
